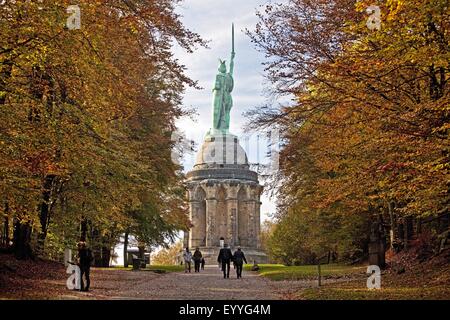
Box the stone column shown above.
[202,182,217,247]
[255,200,261,249]
[227,199,238,247]
[183,230,189,249]
[247,200,256,247]
[189,200,202,247]
[205,198,217,247]
[226,183,240,247]
[256,185,264,248]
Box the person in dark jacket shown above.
[232,247,247,279]
[77,241,93,291]
[217,243,233,278]
[201,257,205,270]
[193,247,203,272]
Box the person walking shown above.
[183,247,192,273]
[193,247,202,272]
[77,241,93,291]
[233,246,247,279]
[217,243,233,279]
[201,257,205,270]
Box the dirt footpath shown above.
[1,255,325,300]
[60,265,301,300]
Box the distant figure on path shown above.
[233,246,247,279]
[193,247,203,273]
[183,247,192,273]
[217,243,233,279]
[77,241,93,291]
[201,257,205,270]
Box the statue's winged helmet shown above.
[218,59,227,73]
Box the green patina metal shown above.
[211,23,235,134]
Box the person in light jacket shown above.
[183,247,192,273]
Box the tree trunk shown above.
[123,232,129,267]
[138,243,146,268]
[368,215,386,269]
[2,202,9,247]
[101,245,111,267]
[406,216,414,240]
[0,60,12,105]
[138,245,145,260]
[3,216,9,247]
[80,216,88,242]
[403,217,409,249]
[37,174,56,256]
[416,218,422,235]
[90,226,100,266]
[388,201,395,250]
[12,218,33,259]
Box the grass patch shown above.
[290,255,450,300]
[94,266,132,270]
[301,280,450,300]
[245,263,365,281]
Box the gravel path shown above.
[59,265,315,300]
[129,265,279,300]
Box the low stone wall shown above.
[194,246,268,265]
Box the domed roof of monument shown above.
[187,131,257,182]
[194,132,248,167]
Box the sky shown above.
[173,0,282,221]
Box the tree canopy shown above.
[0,0,204,262]
[248,0,449,264]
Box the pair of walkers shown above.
[183,247,205,273]
[217,244,247,279]
[182,245,247,278]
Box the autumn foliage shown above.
[0,0,203,262]
[249,0,449,264]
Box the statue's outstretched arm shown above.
[229,52,235,75]
[230,23,235,75]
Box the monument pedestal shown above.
[185,133,267,264]
[194,246,268,265]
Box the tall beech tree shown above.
[248,0,449,263]
[0,1,202,259]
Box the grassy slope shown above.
[301,280,450,300]
[0,254,184,299]
[244,263,366,281]
[0,253,69,299]
[248,251,450,299]
[301,253,450,300]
